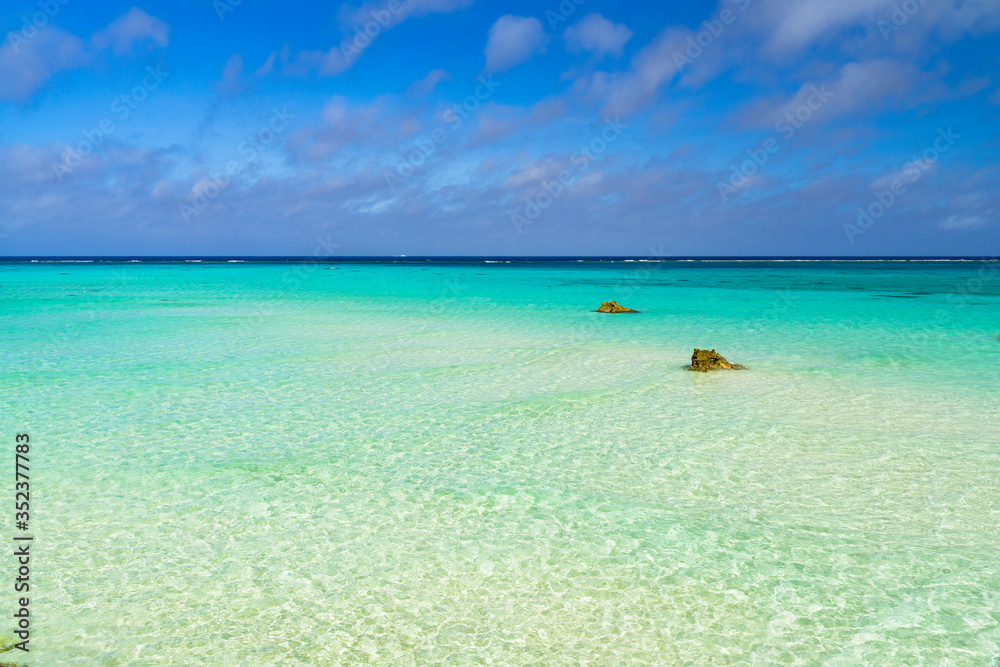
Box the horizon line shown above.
[1,255,998,262]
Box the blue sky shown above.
[1,0,998,256]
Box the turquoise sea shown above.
[2,259,1000,665]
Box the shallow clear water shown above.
[2,260,999,665]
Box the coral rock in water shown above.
[596,300,639,313]
[687,348,745,371]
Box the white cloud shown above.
[940,214,987,230]
[286,95,409,162]
[804,59,916,113]
[564,14,633,59]
[256,51,278,77]
[338,0,474,29]
[91,7,170,55]
[215,54,244,95]
[579,27,688,116]
[484,15,548,73]
[759,0,892,54]
[0,28,88,102]
[0,7,169,102]
[285,48,351,77]
[738,59,950,128]
[408,68,452,96]
[750,0,1000,56]
[288,0,475,77]
[912,0,1000,40]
